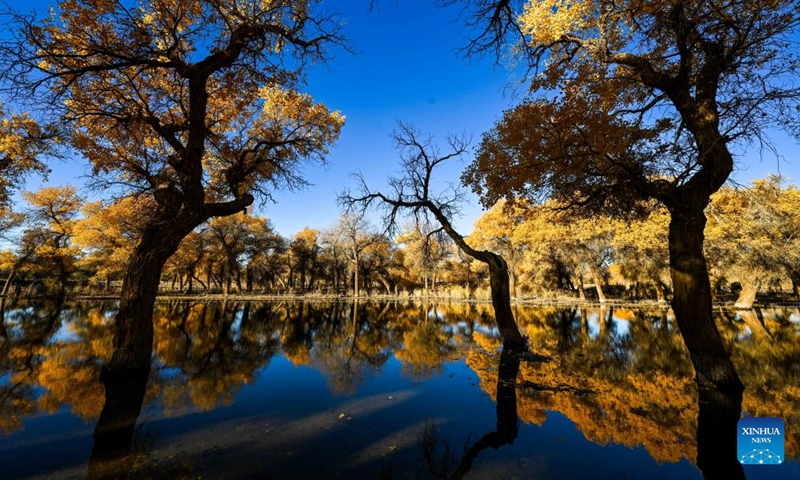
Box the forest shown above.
[0,0,799,479]
[1,175,799,310]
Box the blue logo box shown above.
[738,417,784,465]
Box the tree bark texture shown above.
[668,209,744,393]
[106,226,191,374]
[486,253,526,349]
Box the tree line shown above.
[1,175,797,308]
[0,0,798,393]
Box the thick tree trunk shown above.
[576,275,586,301]
[88,364,150,480]
[668,209,743,392]
[734,280,760,309]
[246,266,253,293]
[105,228,188,374]
[486,253,526,349]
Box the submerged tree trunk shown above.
[668,209,743,392]
[734,280,760,309]
[88,363,150,480]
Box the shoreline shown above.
[4,292,800,308]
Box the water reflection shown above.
[421,347,524,479]
[87,366,150,479]
[0,300,798,478]
[696,384,745,480]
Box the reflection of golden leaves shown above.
[469,321,697,464]
[37,358,104,419]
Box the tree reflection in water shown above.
[0,301,798,478]
[87,365,151,480]
[696,383,745,480]
[421,347,525,479]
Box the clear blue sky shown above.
[13,0,800,238]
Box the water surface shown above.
[0,300,798,479]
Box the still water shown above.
[0,300,798,479]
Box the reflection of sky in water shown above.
[50,323,80,343]
[3,302,800,479]
[736,326,754,341]
[586,314,601,339]
[611,317,631,337]
[585,314,630,339]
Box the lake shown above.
[0,299,798,479]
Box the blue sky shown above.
[13,0,800,237]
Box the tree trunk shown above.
[653,278,666,303]
[486,253,526,349]
[0,297,6,339]
[577,275,586,301]
[599,306,608,337]
[668,209,743,392]
[510,271,520,299]
[589,265,606,302]
[88,364,150,480]
[105,228,188,374]
[734,280,760,309]
[579,306,588,337]
[375,271,392,295]
[352,256,359,297]
[1,261,21,296]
